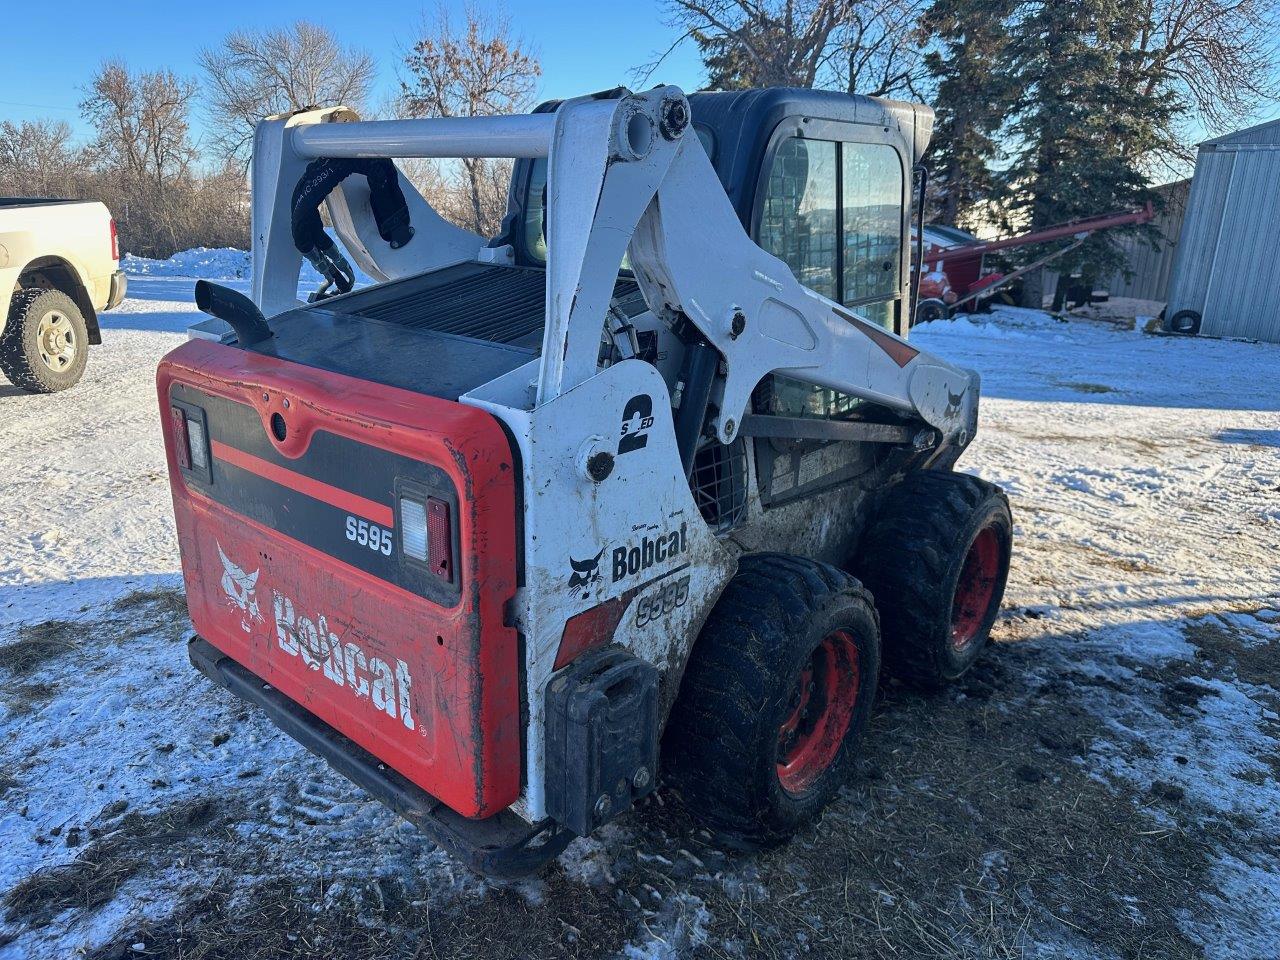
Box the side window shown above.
[520,157,631,271]
[754,375,866,422]
[758,138,838,301]
[842,142,903,323]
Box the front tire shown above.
[854,471,1013,686]
[663,554,880,848]
[0,288,90,393]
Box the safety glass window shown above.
[842,142,902,314]
[759,138,838,301]
[522,157,630,270]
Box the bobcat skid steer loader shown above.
[158,86,1013,876]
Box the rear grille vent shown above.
[329,263,641,348]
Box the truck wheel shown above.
[913,298,949,326]
[854,471,1012,686]
[0,288,90,393]
[663,554,880,848]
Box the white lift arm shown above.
[249,87,978,445]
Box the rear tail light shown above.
[398,494,454,581]
[170,407,191,470]
[109,219,119,262]
[400,499,428,561]
[170,403,210,480]
[427,497,452,580]
[185,416,208,471]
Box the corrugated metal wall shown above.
[1044,179,1188,304]
[1104,180,1189,301]
[1165,119,1280,343]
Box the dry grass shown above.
[112,586,188,619]
[7,591,1271,957]
[0,620,81,676]
[3,798,227,929]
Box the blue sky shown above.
[0,0,706,144]
[3,1,1275,162]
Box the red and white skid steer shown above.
[158,85,1013,875]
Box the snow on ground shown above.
[1,256,1278,958]
[121,247,253,281]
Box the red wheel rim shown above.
[776,630,861,796]
[950,526,1002,651]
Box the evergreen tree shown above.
[922,0,1019,228]
[1001,0,1170,305]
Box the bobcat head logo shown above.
[218,542,263,633]
[567,549,605,599]
[944,387,966,420]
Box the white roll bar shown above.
[290,115,557,159]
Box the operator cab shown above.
[503,88,928,337]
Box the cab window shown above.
[758,138,838,301]
[759,136,904,330]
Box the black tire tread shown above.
[0,287,89,393]
[855,470,1010,685]
[664,553,879,846]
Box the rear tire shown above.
[854,471,1012,686]
[0,288,89,393]
[663,554,880,848]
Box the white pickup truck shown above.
[0,198,126,392]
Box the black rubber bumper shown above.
[188,636,573,877]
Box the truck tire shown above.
[854,471,1012,686]
[0,288,90,393]
[663,554,880,848]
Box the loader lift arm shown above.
[248,87,978,457]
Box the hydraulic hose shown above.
[290,157,415,298]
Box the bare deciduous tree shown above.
[399,5,540,236]
[0,119,92,199]
[81,61,198,190]
[200,21,377,166]
[79,61,246,256]
[838,0,929,96]
[1130,0,1280,168]
[670,0,843,88]
[661,0,927,96]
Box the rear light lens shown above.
[170,403,210,480]
[427,497,452,580]
[109,219,119,262]
[170,407,191,470]
[401,499,428,561]
[399,494,454,581]
[185,416,208,471]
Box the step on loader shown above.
[158,85,1013,876]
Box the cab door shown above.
[751,118,910,335]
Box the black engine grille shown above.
[328,262,641,349]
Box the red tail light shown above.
[170,406,191,470]
[109,219,120,262]
[427,497,452,581]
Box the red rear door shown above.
[158,339,521,818]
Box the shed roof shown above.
[1201,116,1280,149]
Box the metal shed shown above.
[1164,118,1280,342]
